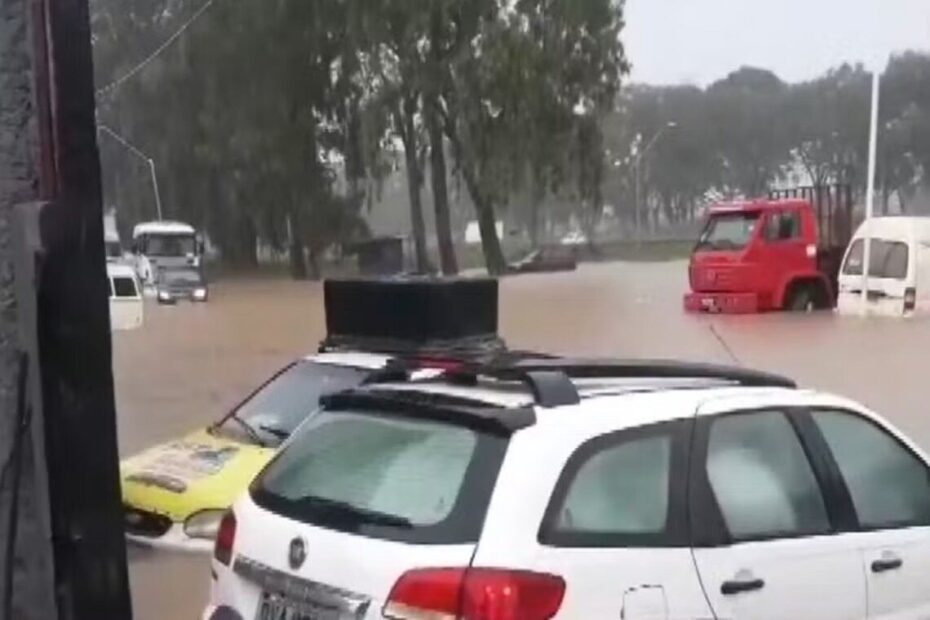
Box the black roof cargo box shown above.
[321,278,504,358]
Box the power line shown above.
[95,0,217,98]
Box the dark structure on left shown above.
[0,0,133,615]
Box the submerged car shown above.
[156,266,209,303]
[121,351,394,551]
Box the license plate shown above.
[256,593,333,620]
[701,297,717,310]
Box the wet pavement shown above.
[115,260,930,619]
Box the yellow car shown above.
[121,351,392,551]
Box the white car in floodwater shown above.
[837,216,930,317]
[204,358,930,620]
[107,262,143,331]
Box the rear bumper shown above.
[126,522,214,553]
[684,291,760,314]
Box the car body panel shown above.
[121,428,274,523]
[211,495,477,620]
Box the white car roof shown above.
[344,376,869,435]
[132,221,196,237]
[106,263,137,278]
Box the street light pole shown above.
[634,121,676,241]
[147,158,164,221]
[861,69,881,315]
[96,124,163,220]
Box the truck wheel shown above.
[786,284,816,312]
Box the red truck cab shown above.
[685,198,839,313]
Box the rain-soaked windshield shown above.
[214,361,368,446]
[146,235,196,257]
[697,212,761,251]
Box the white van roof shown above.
[132,221,196,237]
[853,216,930,242]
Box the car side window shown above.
[765,211,801,241]
[539,421,687,547]
[706,410,830,541]
[812,409,930,529]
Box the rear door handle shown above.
[871,557,903,573]
[720,578,765,595]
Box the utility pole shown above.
[633,121,677,243]
[861,68,881,315]
[1,0,132,616]
[97,124,164,220]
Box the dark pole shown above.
[1,0,133,614]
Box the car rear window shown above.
[251,409,507,544]
[842,238,909,279]
[112,276,138,298]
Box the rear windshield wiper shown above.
[293,496,413,529]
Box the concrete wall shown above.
[0,1,57,617]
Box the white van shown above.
[131,220,202,292]
[837,216,930,317]
[107,263,144,331]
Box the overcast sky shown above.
[625,0,930,86]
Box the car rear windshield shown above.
[696,211,761,251]
[251,409,507,544]
[216,361,368,445]
[111,276,137,298]
[842,239,909,280]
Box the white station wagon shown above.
[203,359,930,620]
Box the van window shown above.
[842,239,909,280]
[112,277,138,298]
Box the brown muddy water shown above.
[116,260,930,619]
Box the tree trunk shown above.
[475,197,507,275]
[529,197,541,249]
[287,211,307,280]
[425,98,458,275]
[307,243,321,280]
[397,99,431,273]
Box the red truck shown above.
[684,185,854,313]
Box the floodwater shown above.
[115,260,930,619]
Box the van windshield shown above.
[696,212,761,251]
[145,234,196,257]
[251,408,507,543]
[842,239,909,280]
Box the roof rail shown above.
[362,356,796,409]
[507,358,796,388]
[444,358,795,408]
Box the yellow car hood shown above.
[121,429,274,522]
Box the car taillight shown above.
[905,288,916,312]
[383,568,565,620]
[213,511,236,566]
